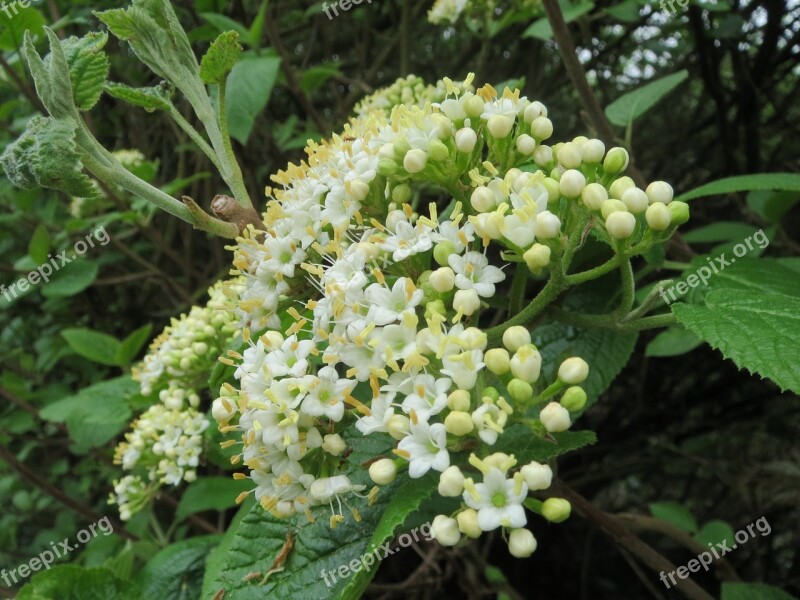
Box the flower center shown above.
[492,493,506,507]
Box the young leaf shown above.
[649,501,698,533]
[116,323,153,365]
[645,326,702,357]
[140,536,223,600]
[175,477,252,521]
[225,54,281,144]
[0,115,95,197]
[104,81,173,112]
[49,32,110,110]
[676,172,800,202]
[16,565,134,600]
[200,30,243,85]
[28,224,51,264]
[61,327,124,366]
[605,70,688,127]
[722,583,799,600]
[41,259,99,298]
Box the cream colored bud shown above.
[609,176,635,200]
[470,186,496,212]
[621,187,649,214]
[581,183,608,211]
[524,101,548,122]
[535,211,561,239]
[605,211,637,240]
[322,433,346,456]
[559,169,587,198]
[600,199,628,220]
[448,390,471,412]
[645,202,672,231]
[456,127,478,153]
[516,134,536,155]
[432,515,461,546]
[502,326,531,352]
[369,459,397,485]
[523,243,551,273]
[581,139,605,163]
[558,357,589,384]
[453,289,480,317]
[430,267,456,292]
[485,348,511,375]
[457,509,482,538]
[445,411,474,436]
[520,462,553,490]
[403,148,428,173]
[533,144,553,168]
[557,142,582,169]
[540,402,572,432]
[438,466,466,497]
[510,345,542,383]
[541,498,572,523]
[646,180,674,204]
[508,528,537,558]
[387,414,410,440]
[530,116,553,141]
[487,114,514,138]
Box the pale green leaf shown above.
[51,32,110,110]
[41,259,99,298]
[746,189,799,223]
[646,326,702,357]
[61,328,123,366]
[523,1,595,40]
[676,173,800,202]
[200,30,242,84]
[0,7,45,51]
[683,221,760,244]
[176,477,252,521]
[28,224,51,264]
[605,70,688,127]
[225,55,280,144]
[104,82,172,112]
[649,501,698,533]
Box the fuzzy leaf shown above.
[200,30,243,84]
[16,566,133,599]
[48,32,110,110]
[104,81,172,112]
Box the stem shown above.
[168,104,221,171]
[508,263,529,315]
[215,85,250,206]
[564,254,619,285]
[551,307,676,332]
[614,253,635,319]
[486,270,565,344]
[622,280,674,323]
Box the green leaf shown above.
[683,221,760,244]
[0,7,45,51]
[116,323,153,366]
[649,501,698,533]
[300,64,341,94]
[722,583,799,600]
[104,81,172,112]
[176,477,251,521]
[200,30,242,84]
[202,497,256,594]
[676,173,800,202]
[693,520,735,548]
[645,326,702,357]
[605,70,688,127]
[493,427,597,463]
[747,189,799,223]
[248,1,269,48]
[140,536,222,600]
[61,328,124,367]
[200,12,250,39]
[225,54,281,144]
[41,259,99,298]
[28,224,51,264]
[606,0,641,22]
[0,115,95,197]
[523,1,595,40]
[16,566,133,600]
[341,473,438,599]
[52,32,110,111]
[40,376,138,454]
[673,290,800,393]
[700,257,799,297]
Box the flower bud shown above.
[646,181,673,204]
[507,378,533,403]
[508,528,537,558]
[472,213,503,239]
[542,177,560,203]
[471,186,496,212]
[668,201,690,225]
[211,397,236,422]
[448,389,471,412]
[502,326,531,352]
[516,134,536,155]
[322,433,346,456]
[533,144,553,168]
[404,148,428,173]
[377,158,398,176]
[510,345,542,383]
[453,289,480,317]
[581,139,605,164]
[457,509,482,538]
[523,101,547,122]
[621,187,649,214]
[540,402,571,432]
[558,357,589,384]
[530,116,553,141]
[426,140,446,163]
[369,459,397,485]
[600,199,627,220]
[432,515,461,546]
[455,127,478,153]
[438,466,466,497]
[541,498,572,523]
[349,179,370,201]
[605,211,636,240]
[645,202,672,231]
[521,462,553,490]
[560,386,587,412]
[523,243,551,273]
[482,386,500,402]
[433,240,456,266]
[581,182,608,211]
[424,299,446,322]
[485,348,511,375]
[430,267,456,292]
[487,114,514,138]
[557,142,582,169]
[385,209,406,232]
[387,414,410,440]
[445,411,475,436]
[535,211,561,239]
[463,94,485,118]
[609,176,635,200]
[559,169,587,198]
[392,183,412,204]
[603,147,629,175]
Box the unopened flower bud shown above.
[581,139,605,164]
[322,433,346,456]
[471,186,496,212]
[560,386,587,412]
[533,144,553,168]
[516,134,536,155]
[456,127,478,153]
[432,515,461,546]
[668,201,690,225]
[531,116,553,141]
[557,142,582,169]
[472,213,503,239]
[542,177,560,203]
[600,199,628,220]
[377,158,398,176]
[369,459,397,485]
[540,402,571,432]
[645,202,672,231]
[507,378,533,403]
[438,466,465,497]
[535,211,561,239]
[508,528,537,558]
[448,390,471,412]
[558,357,589,384]
[510,345,542,383]
[559,169,586,198]
[385,209,406,232]
[581,182,608,211]
[487,114,514,138]
[457,508,482,538]
[391,183,411,204]
[485,348,511,375]
[524,101,547,122]
[523,243,551,273]
[428,138,450,162]
[430,267,456,292]
[646,181,673,204]
[521,462,553,490]
[463,94,485,118]
[433,240,456,266]
[609,176,635,200]
[605,211,636,240]
[603,147,629,175]
[403,148,428,173]
[387,414,410,440]
[621,187,649,214]
[212,397,236,422]
[453,289,480,317]
[541,498,572,523]
[502,326,531,352]
[349,179,370,201]
[445,411,474,436]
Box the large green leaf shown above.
[40,259,99,299]
[140,535,222,600]
[605,70,688,127]
[176,477,252,521]
[722,583,799,600]
[40,376,138,453]
[61,327,124,367]
[16,565,133,599]
[523,1,595,40]
[493,427,597,462]
[675,173,800,202]
[0,7,45,51]
[225,54,281,144]
[673,290,800,393]
[682,221,761,244]
[649,501,698,533]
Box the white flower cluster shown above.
[427,0,543,25]
[428,0,469,24]
[354,75,471,117]
[216,74,684,551]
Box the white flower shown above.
[265,335,315,378]
[463,468,528,531]
[448,251,505,297]
[398,421,450,478]
[301,367,353,422]
[364,277,423,326]
[401,374,451,420]
[355,393,395,435]
[382,220,434,262]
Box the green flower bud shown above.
[428,138,450,162]
[482,386,500,402]
[541,498,572,523]
[668,201,690,226]
[645,202,672,231]
[378,158,398,177]
[392,183,412,204]
[433,240,456,266]
[603,147,629,175]
[560,386,587,412]
[600,199,628,220]
[609,176,636,200]
[507,378,533,403]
